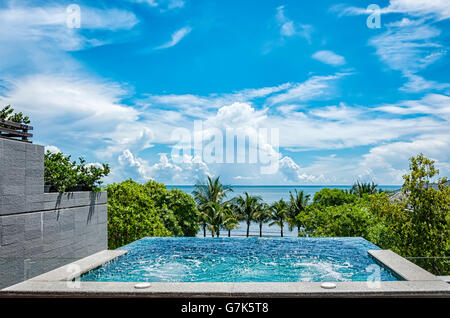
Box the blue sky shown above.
[1,0,449,185]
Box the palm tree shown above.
[287,190,310,233]
[269,199,288,237]
[222,204,240,237]
[192,176,233,237]
[350,181,378,198]
[233,192,262,237]
[203,201,225,237]
[253,202,271,237]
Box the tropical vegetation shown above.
[44,150,110,192]
[107,179,200,249]
[0,105,31,125]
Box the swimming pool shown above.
[80,237,400,282]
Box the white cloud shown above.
[118,150,210,184]
[0,3,138,52]
[44,145,61,154]
[359,134,450,184]
[0,74,139,146]
[332,0,450,20]
[369,22,444,74]
[155,26,192,50]
[267,73,348,105]
[368,17,447,93]
[130,0,185,10]
[279,156,318,183]
[312,50,346,66]
[333,0,449,93]
[375,93,450,120]
[276,5,313,42]
[399,74,450,93]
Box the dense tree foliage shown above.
[369,154,450,274]
[106,180,200,249]
[44,151,110,192]
[312,188,357,207]
[298,199,373,237]
[296,154,450,274]
[0,105,30,124]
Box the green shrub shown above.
[106,180,200,249]
[297,200,372,237]
[44,151,110,192]
[312,188,357,207]
[106,180,172,249]
[147,181,200,236]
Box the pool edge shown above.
[1,248,449,297]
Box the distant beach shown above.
[167,185,401,238]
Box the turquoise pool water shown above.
[81,237,400,282]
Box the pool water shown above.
[81,237,400,282]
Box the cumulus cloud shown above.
[44,145,61,154]
[118,149,210,184]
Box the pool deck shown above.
[1,249,449,298]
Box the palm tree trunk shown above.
[259,222,263,237]
[228,229,231,237]
[281,223,284,237]
[246,221,250,237]
[203,224,206,237]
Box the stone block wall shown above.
[0,138,108,289]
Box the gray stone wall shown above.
[0,138,108,289]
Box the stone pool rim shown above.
[1,239,449,297]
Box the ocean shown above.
[166,185,401,238]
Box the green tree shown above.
[312,188,356,207]
[269,199,288,237]
[106,179,201,249]
[192,176,233,237]
[0,105,30,124]
[297,200,372,237]
[106,180,173,249]
[44,151,110,193]
[222,204,240,237]
[253,202,271,237]
[75,157,110,192]
[233,192,262,237]
[351,181,378,198]
[287,190,310,232]
[147,182,200,237]
[369,154,450,274]
[44,151,77,193]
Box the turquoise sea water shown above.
[167,185,401,237]
[81,237,400,282]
